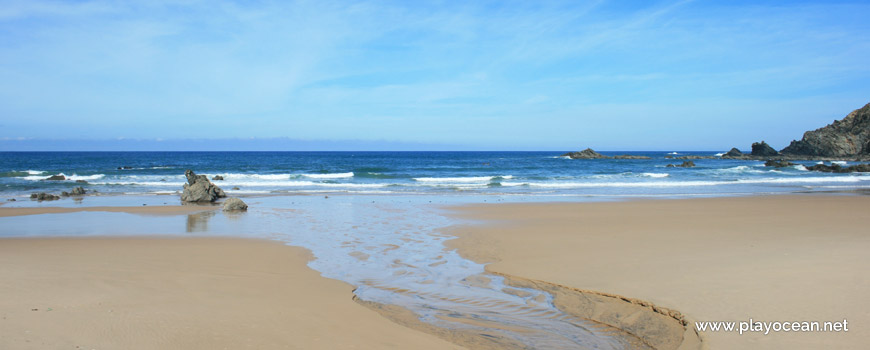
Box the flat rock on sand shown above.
[0,237,460,350]
[446,195,870,350]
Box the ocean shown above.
[1,151,868,198]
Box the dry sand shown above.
[446,195,870,349]
[0,237,461,350]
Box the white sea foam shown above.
[500,175,870,189]
[714,152,725,157]
[832,161,848,166]
[26,170,44,175]
[66,174,105,181]
[668,152,680,155]
[641,173,670,178]
[302,172,354,179]
[414,176,512,183]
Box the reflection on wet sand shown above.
[186,210,216,233]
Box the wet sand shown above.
[446,195,870,349]
[0,236,460,350]
[0,205,218,217]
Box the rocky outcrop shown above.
[30,192,60,201]
[805,163,870,173]
[561,149,650,159]
[751,141,778,157]
[666,161,695,168]
[62,187,87,197]
[764,160,795,168]
[667,155,715,160]
[181,170,226,202]
[781,103,870,157]
[46,174,65,181]
[222,198,248,211]
[723,148,743,157]
[212,175,224,181]
[562,148,608,159]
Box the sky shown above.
[1,0,869,151]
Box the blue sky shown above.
[1,0,869,151]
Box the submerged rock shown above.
[212,175,224,181]
[666,161,696,168]
[181,170,226,202]
[45,174,65,181]
[764,160,796,168]
[781,102,870,157]
[751,141,778,157]
[75,180,88,184]
[222,198,248,211]
[805,163,870,173]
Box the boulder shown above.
[75,180,88,184]
[675,155,716,160]
[764,160,796,168]
[46,174,65,181]
[222,197,248,211]
[7,198,16,202]
[723,148,743,157]
[561,148,609,159]
[70,186,86,195]
[751,141,778,157]
[212,175,224,181]
[781,102,870,157]
[181,170,226,202]
[232,187,240,190]
[30,192,60,201]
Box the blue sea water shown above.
[1,151,868,198]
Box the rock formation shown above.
[30,192,60,201]
[723,148,743,157]
[561,148,650,159]
[212,175,224,181]
[751,141,778,157]
[46,174,65,181]
[805,163,870,173]
[781,102,870,157]
[764,160,795,168]
[222,198,248,211]
[666,161,695,168]
[562,148,608,159]
[181,170,226,202]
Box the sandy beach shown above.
[446,195,870,349]
[0,236,460,350]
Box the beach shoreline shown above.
[444,194,869,349]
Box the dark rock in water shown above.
[675,155,716,160]
[751,141,778,157]
[61,191,69,197]
[212,175,224,181]
[181,170,226,202]
[117,166,133,170]
[781,102,870,157]
[666,161,695,168]
[723,148,743,157]
[806,163,870,173]
[612,155,651,159]
[46,174,65,181]
[30,192,60,201]
[561,148,609,159]
[222,197,248,211]
[75,180,88,184]
[7,198,16,202]
[70,186,86,196]
[232,187,240,190]
[764,160,796,168]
